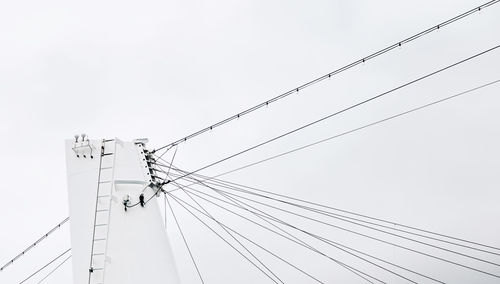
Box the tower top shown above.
[65,138,179,284]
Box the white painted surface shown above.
[1,2,498,283]
[66,138,179,284]
[65,139,102,284]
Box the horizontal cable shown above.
[170,44,500,184]
[183,180,425,283]
[175,182,284,284]
[173,165,500,257]
[178,79,500,206]
[183,187,380,284]
[168,188,383,283]
[18,248,71,284]
[201,173,500,252]
[185,185,413,283]
[215,177,500,256]
[157,157,500,259]
[166,194,205,284]
[213,187,500,268]
[36,255,72,284]
[153,0,500,154]
[211,187,445,284]
[175,179,500,279]
[1,217,70,271]
[168,170,373,283]
[165,167,376,282]
[207,214,326,284]
[165,193,281,284]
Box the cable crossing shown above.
[6,2,500,283]
[149,72,500,279]
[166,195,205,283]
[154,161,500,282]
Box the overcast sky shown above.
[1,0,499,283]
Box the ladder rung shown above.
[91,141,114,277]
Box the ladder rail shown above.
[88,140,105,283]
[100,140,117,283]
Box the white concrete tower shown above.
[65,137,179,284]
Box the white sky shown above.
[1,0,499,283]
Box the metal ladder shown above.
[88,139,116,284]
